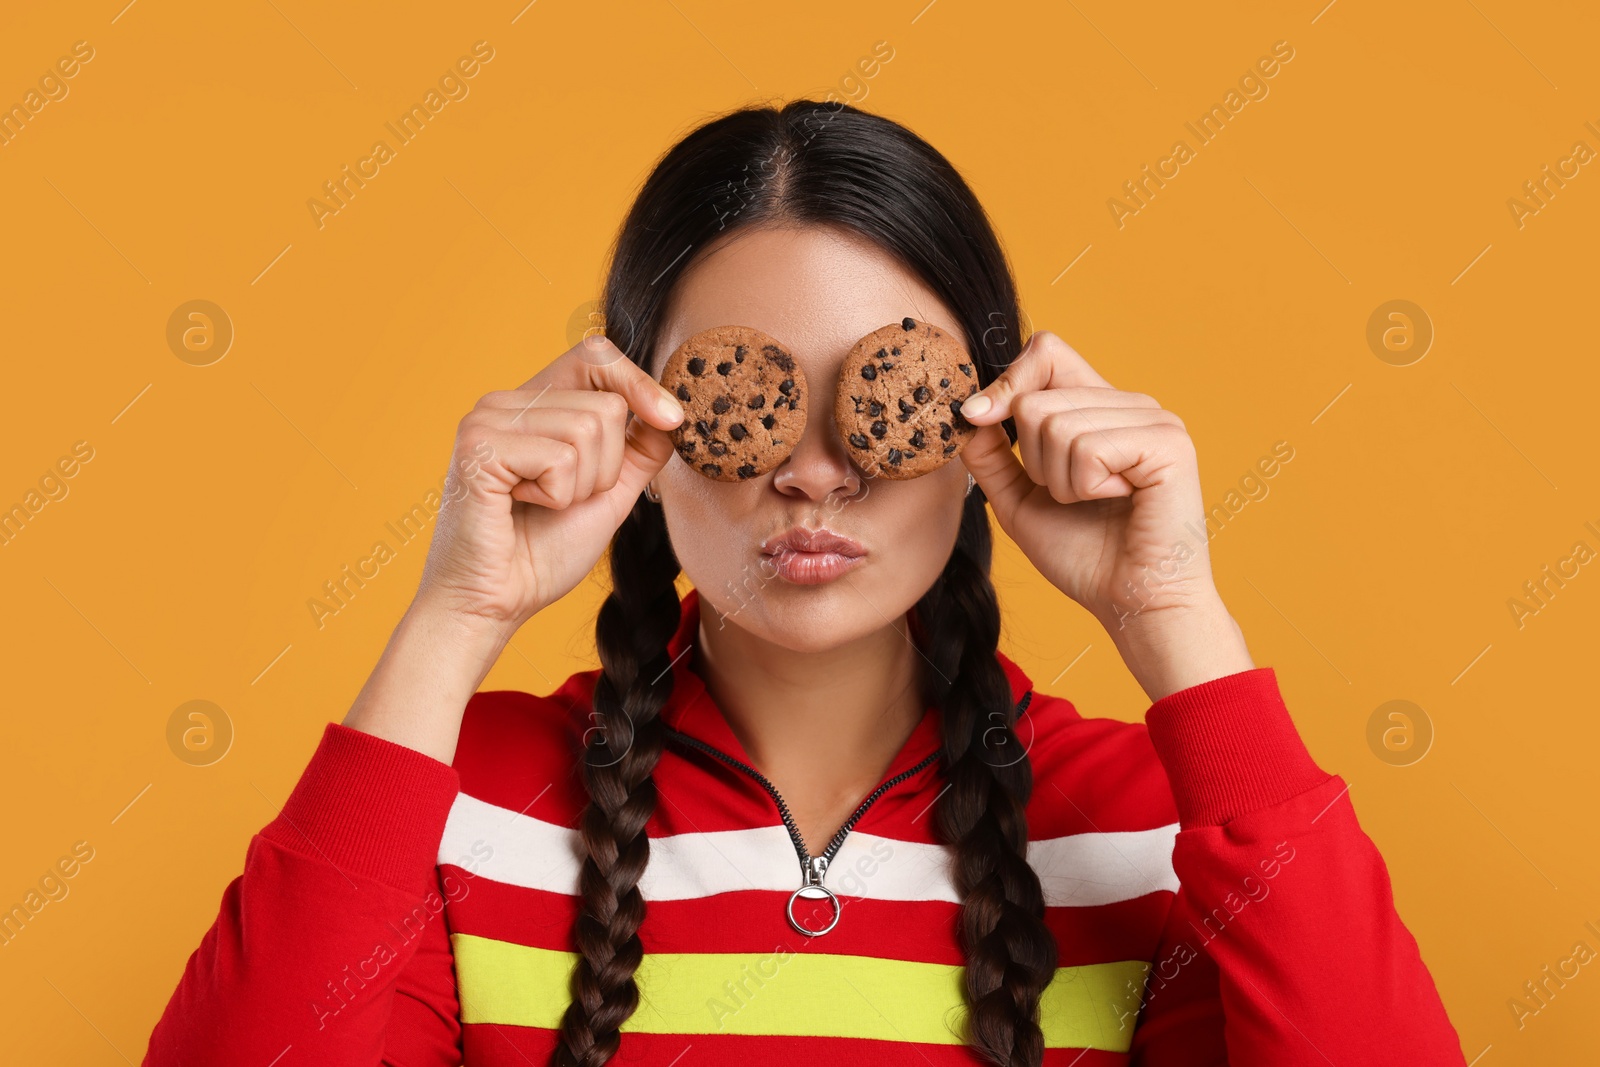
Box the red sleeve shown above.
[1127,667,1466,1066]
[141,722,465,1066]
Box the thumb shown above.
[616,410,678,503]
[957,337,1039,425]
[959,420,1031,531]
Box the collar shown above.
[657,587,1035,778]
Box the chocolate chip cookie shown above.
[660,325,807,482]
[835,317,979,480]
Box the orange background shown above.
[2,0,1595,1062]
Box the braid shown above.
[550,91,1051,1066]
[916,493,1061,1067]
[556,490,1058,1066]
[554,497,682,1067]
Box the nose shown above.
[770,401,864,502]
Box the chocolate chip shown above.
[870,420,887,438]
[939,377,950,388]
[913,385,932,403]
[762,345,795,372]
[779,378,794,395]
[888,448,903,465]
[688,357,705,376]
[695,419,711,437]
[717,361,733,375]
[942,443,956,455]
[879,360,895,371]
[734,345,747,362]
[868,400,882,417]
[676,383,691,401]
[712,395,731,414]
[891,347,902,356]
[957,363,972,377]
[860,364,877,381]
[761,414,776,430]
[901,317,916,330]
[940,422,953,440]
[748,394,765,408]
[737,463,757,478]
[730,423,747,441]
[700,462,723,476]
[708,440,727,456]
[910,429,925,448]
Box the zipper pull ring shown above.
[786,855,840,936]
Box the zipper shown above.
[661,688,1034,936]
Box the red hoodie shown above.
[142,587,1465,1065]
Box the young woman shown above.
[143,101,1465,1066]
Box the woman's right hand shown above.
[413,333,685,631]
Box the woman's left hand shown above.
[957,331,1222,635]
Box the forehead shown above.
[649,224,960,381]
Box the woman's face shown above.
[645,222,972,653]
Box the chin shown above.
[713,566,935,654]
[700,583,873,652]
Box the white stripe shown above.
[439,791,1178,907]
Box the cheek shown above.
[658,468,764,586]
[857,471,968,583]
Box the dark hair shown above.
[557,99,1056,1067]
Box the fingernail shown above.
[658,394,684,421]
[962,394,992,418]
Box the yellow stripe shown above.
[452,933,1149,1051]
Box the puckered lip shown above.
[760,525,866,558]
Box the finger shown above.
[545,409,605,499]
[1018,405,1183,486]
[958,332,1117,425]
[471,403,611,501]
[616,408,678,504]
[959,420,1033,532]
[520,335,686,432]
[478,390,628,493]
[1060,422,1192,504]
[1042,416,1134,504]
[492,433,585,510]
